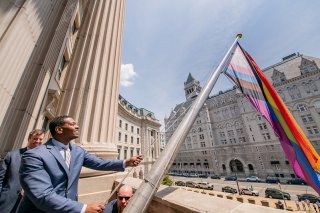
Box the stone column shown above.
[0,0,69,154]
[58,0,125,159]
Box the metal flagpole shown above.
[123,33,242,213]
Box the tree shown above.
[162,175,173,186]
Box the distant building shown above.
[159,132,166,151]
[117,95,161,178]
[165,53,320,180]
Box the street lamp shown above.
[278,182,288,209]
[233,158,241,195]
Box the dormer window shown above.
[299,58,319,75]
[271,69,286,84]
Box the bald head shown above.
[117,185,133,211]
[118,185,133,195]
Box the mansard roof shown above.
[263,54,320,81]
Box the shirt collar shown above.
[52,138,70,150]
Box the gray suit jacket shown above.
[17,139,125,213]
[0,147,27,213]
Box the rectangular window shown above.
[131,126,134,133]
[137,138,139,144]
[229,138,236,144]
[236,128,243,135]
[306,126,319,135]
[118,132,121,141]
[130,149,134,157]
[301,114,314,123]
[131,136,133,144]
[125,123,128,130]
[124,149,127,159]
[258,123,267,130]
[219,132,225,137]
[137,128,140,134]
[227,130,234,137]
[125,135,127,142]
[239,137,246,143]
[221,139,227,144]
[57,55,67,80]
[119,120,122,128]
[117,148,121,159]
[262,133,271,140]
[199,134,204,140]
[72,20,78,34]
[200,142,206,147]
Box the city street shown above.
[171,176,317,199]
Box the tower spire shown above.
[184,73,201,100]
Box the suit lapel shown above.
[46,139,70,177]
[69,143,77,171]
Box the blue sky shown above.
[120,0,320,128]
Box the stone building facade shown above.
[166,53,320,180]
[117,95,161,179]
[0,0,126,201]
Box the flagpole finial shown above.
[236,33,242,38]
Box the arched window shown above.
[229,159,244,172]
[222,164,226,171]
[297,104,308,112]
[248,164,254,171]
[314,101,320,109]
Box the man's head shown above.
[117,185,133,211]
[49,116,79,143]
[27,129,45,149]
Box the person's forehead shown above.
[118,191,132,196]
[118,187,132,194]
[30,132,45,138]
[64,117,76,124]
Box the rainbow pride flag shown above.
[224,43,320,194]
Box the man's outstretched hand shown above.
[125,155,143,167]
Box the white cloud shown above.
[120,64,137,87]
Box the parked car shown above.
[189,174,199,178]
[265,188,291,200]
[240,188,259,196]
[297,194,320,203]
[182,173,190,177]
[266,176,280,184]
[222,186,237,194]
[198,174,209,178]
[186,181,198,188]
[197,182,214,190]
[246,176,261,182]
[225,175,237,181]
[286,178,306,185]
[210,174,221,179]
[175,181,186,186]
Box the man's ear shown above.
[55,126,63,135]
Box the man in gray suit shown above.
[17,115,143,213]
[0,129,45,213]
